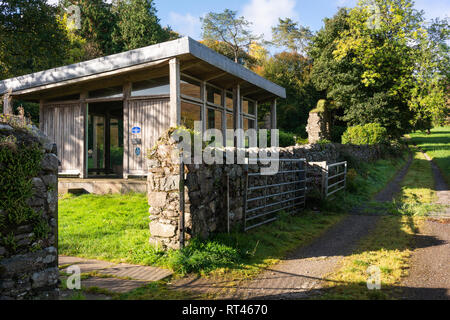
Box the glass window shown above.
[207,108,222,130]
[181,76,202,100]
[242,99,256,115]
[226,113,234,147]
[243,117,256,130]
[131,77,169,96]
[206,85,222,105]
[181,101,201,129]
[89,86,123,99]
[206,108,223,146]
[225,92,233,110]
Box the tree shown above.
[0,0,71,79]
[111,0,174,52]
[309,8,363,130]
[309,0,449,137]
[272,18,313,54]
[201,9,262,63]
[257,51,320,135]
[409,18,449,131]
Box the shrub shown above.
[265,130,296,147]
[167,238,241,275]
[342,123,388,145]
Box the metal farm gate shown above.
[243,159,307,231]
[323,161,347,198]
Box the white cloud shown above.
[168,12,202,38]
[336,0,357,7]
[242,0,299,40]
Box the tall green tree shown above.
[272,18,313,54]
[201,9,262,63]
[409,18,449,131]
[258,51,320,135]
[310,0,449,137]
[111,0,174,51]
[0,0,70,79]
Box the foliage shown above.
[330,125,346,143]
[111,0,175,52]
[60,0,117,56]
[201,9,262,63]
[0,134,43,253]
[167,238,241,275]
[309,1,449,137]
[271,18,313,54]
[0,0,71,79]
[257,51,320,135]
[264,129,299,147]
[342,123,389,145]
[201,39,258,68]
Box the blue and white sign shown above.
[132,127,141,134]
[135,147,141,156]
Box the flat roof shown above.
[0,37,286,99]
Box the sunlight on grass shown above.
[58,193,162,265]
[409,126,450,185]
[318,215,423,300]
[398,151,436,204]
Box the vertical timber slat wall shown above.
[41,102,84,174]
[127,98,170,176]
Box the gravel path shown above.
[400,151,450,300]
[172,156,414,300]
[400,220,450,300]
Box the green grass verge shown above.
[396,150,437,207]
[409,126,450,185]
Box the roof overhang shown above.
[0,37,286,101]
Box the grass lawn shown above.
[409,126,450,185]
[58,193,159,265]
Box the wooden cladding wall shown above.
[126,98,170,175]
[41,102,84,174]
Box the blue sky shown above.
[153,0,450,40]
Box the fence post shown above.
[243,170,249,232]
[179,155,185,250]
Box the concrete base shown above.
[58,178,147,195]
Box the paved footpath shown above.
[172,156,414,299]
[58,256,173,297]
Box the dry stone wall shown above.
[0,120,59,300]
[147,129,385,250]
